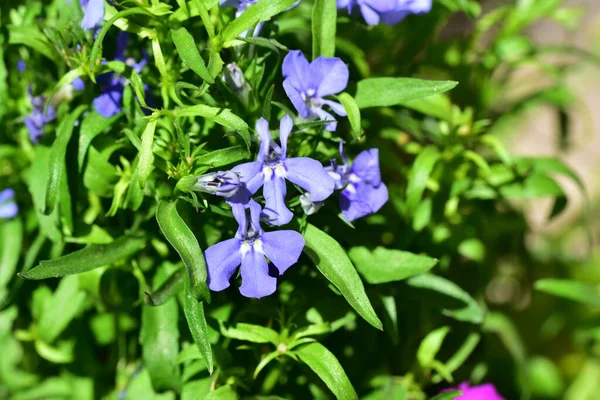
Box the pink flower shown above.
[446,382,504,400]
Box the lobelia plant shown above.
[1,0,598,399]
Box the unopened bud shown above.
[179,171,241,198]
[223,63,251,107]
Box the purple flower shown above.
[205,200,305,298]
[327,144,388,222]
[337,0,431,25]
[443,382,505,400]
[229,115,335,226]
[0,189,18,219]
[282,50,348,131]
[80,0,105,30]
[72,77,86,91]
[93,32,149,117]
[17,60,26,73]
[24,90,56,144]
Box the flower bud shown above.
[300,193,324,215]
[179,171,241,198]
[222,63,251,107]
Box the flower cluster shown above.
[175,32,389,297]
[337,0,432,25]
[24,90,56,144]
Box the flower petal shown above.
[81,0,105,30]
[231,161,264,196]
[379,10,409,25]
[279,114,294,158]
[262,175,293,226]
[247,198,263,235]
[261,230,305,275]
[282,50,310,82]
[340,182,388,222]
[93,88,123,117]
[256,118,271,162]
[352,148,381,186]
[321,99,347,117]
[0,189,15,203]
[206,238,242,292]
[311,57,349,98]
[312,107,338,131]
[359,3,381,25]
[239,248,277,298]
[0,203,18,219]
[285,157,335,202]
[283,78,309,118]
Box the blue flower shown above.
[282,50,348,131]
[337,0,431,25]
[80,0,105,30]
[0,189,18,219]
[93,32,149,117]
[229,115,335,226]
[205,200,305,298]
[327,144,388,221]
[24,90,56,144]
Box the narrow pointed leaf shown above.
[355,78,458,109]
[349,246,437,284]
[44,105,87,215]
[222,0,297,45]
[182,278,214,374]
[172,27,214,83]
[156,201,210,302]
[294,342,358,400]
[19,236,146,280]
[303,223,382,330]
[312,0,337,58]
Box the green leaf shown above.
[196,146,250,168]
[181,278,214,374]
[355,78,458,109]
[534,279,600,307]
[8,25,58,63]
[205,385,239,400]
[182,378,212,400]
[303,223,382,330]
[418,326,450,368]
[500,174,564,198]
[156,201,210,302]
[20,236,146,280]
[38,275,86,343]
[294,342,358,400]
[221,0,298,45]
[172,27,214,83]
[336,93,361,138]
[405,146,441,216]
[145,268,186,306]
[311,0,337,59]
[349,246,437,284]
[407,274,485,324]
[220,322,279,345]
[0,218,22,295]
[175,105,250,150]
[44,105,87,215]
[400,94,454,121]
[78,111,121,171]
[141,296,181,392]
[457,238,485,262]
[139,119,158,188]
